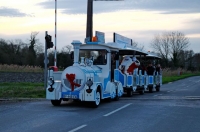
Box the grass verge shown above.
[162,73,200,84]
[0,83,45,99]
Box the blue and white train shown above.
[46,39,162,108]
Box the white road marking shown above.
[177,89,188,91]
[68,125,87,132]
[154,94,162,97]
[103,103,132,117]
[185,96,200,98]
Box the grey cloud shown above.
[38,0,200,14]
[185,18,200,25]
[0,7,32,17]
[182,18,200,32]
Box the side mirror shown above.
[114,52,119,60]
[70,51,74,59]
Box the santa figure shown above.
[119,56,140,75]
[127,56,140,74]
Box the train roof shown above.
[80,42,148,55]
[146,52,161,59]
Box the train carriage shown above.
[111,44,149,96]
[145,52,162,93]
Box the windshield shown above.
[79,50,107,65]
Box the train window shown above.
[93,50,107,65]
[79,50,107,65]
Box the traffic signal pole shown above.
[44,31,48,89]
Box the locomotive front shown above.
[46,40,103,106]
[61,66,95,92]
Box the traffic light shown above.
[45,35,54,49]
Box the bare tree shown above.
[61,45,72,54]
[151,31,190,67]
[150,33,170,67]
[27,32,39,66]
[179,50,194,69]
[169,32,190,67]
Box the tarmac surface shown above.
[1,76,200,132]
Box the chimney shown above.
[71,40,82,66]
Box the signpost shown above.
[113,32,132,47]
[95,31,105,43]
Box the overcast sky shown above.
[0,0,200,53]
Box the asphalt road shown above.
[1,76,200,132]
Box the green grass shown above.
[0,83,45,99]
[162,73,200,84]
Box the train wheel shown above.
[156,85,160,92]
[139,89,144,95]
[149,86,153,93]
[104,97,112,102]
[51,99,61,106]
[114,94,120,101]
[92,90,101,108]
[127,90,133,97]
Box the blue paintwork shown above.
[136,75,139,85]
[103,93,110,98]
[114,69,119,81]
[81,68,102,74]
[149,76,153,84]
[116,70,125,86]
[127,75,132,86]
[142,76,144,85]
[104,72,111,91]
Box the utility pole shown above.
[86,0,93,42]
[86,0,124,42]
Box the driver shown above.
[94,50,107,65]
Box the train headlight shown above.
[48,78,55,92]
[86,79,93,88]
[48,78,54,86]
[48,87,54,92]
[86,79,93,93]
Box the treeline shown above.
[158,51,200,71]
[0,32,73,69]
[0,31,200,71]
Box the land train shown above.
[46,40,162,107]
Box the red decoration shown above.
[127,62,138,74]
[66,74,81,91]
